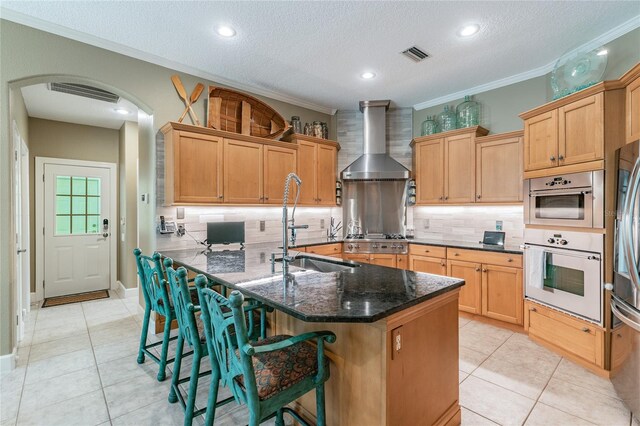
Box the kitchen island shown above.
[162,246,464,426]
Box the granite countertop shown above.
[287,236,523,254]
[161,245,464,323]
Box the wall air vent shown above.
[48,83,120,103]
[401,46,430,62]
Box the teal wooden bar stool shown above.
[195,274,336,426]
[163,258,267,425]
[134,248,180,381]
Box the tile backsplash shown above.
[410,205,524,246]
[156,206,341,251]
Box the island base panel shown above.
[274,290,461,426]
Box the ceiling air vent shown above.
[48,83,120,103]
[401,46,430,62]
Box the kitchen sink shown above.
[280,257,359,273]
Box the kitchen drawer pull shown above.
[454,253,459,256]
[617,333,622,338]
[581,327,590,333]
[508,258,513,262]
[424,249,430,253]
[529,307,537,312]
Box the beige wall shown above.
[28,118,120,293]
[413,27,640,137]
[118,121,139,289]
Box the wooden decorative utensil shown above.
[171,75,202,125]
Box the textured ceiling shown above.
[3,1,639,112]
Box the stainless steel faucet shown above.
[276,173,308,273]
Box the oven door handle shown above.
[622,157,640,292]
[611,298,640,332]
[529,189,592,197]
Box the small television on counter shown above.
[206,222,245,248]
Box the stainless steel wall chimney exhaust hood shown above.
[341,100,410,180]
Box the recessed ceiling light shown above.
[458,24,480,38]
[114,108,131,115]
[216,25,236,38]
[597,49,608,56]
[361,72,376,80]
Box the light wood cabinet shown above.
[223,139,264,203]
[445,133,476,203]
[342,253,371,264]
[164,130,224,204]
[475,132,523,203]
[414,139,444,204]
[525,300,605,370]
[263,145,297,204]
[447,260,482,315]
[409,255,446,275]
[558,93,604,165]
[304,243,342,256]
[481,264,523,325]
[396,254,409,270]
[610,323,634,372]
[524,110,558,171]
[412,127,489,205]
[409,244,447,258]
[625,65,640,143]
[370,254,397,268]
[286,135,339,206]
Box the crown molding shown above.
[0,8,338,115]
[413,15,640,111]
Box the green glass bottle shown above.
[420,115,439,136]
[438,105,456,132]
[456,95,480,128]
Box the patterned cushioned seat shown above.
[235,335,320,401]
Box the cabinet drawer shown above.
[611,324,634,372]
[305,243,342,256]
[409,244,446,258]
[526,301,604,367]
[447,248,522,268]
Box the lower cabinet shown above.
[447,260,482,315]
[303,243,342,256]
[410,255,447,275]
[342,253,371,264]
[370,254,397,268]
[525,300,605,369]
[396,254,409,270]
[482,265,523,325]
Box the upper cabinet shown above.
[520,80,629,178]
[284,134,340,206]
[162,122,340,206]
[622,63,640,144]
[163,129,224,204]
[475,131,523,203]
[412,126,523,205]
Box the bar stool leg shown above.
[157,313,173,381]
[137,305,151,364]
[169,334,184,404]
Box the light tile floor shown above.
[0,293,636,426]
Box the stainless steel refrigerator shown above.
[612,140,640,418]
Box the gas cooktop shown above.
[345,233,407,241]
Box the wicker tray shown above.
[207,86,290,139]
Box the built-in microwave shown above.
[524,171,604,228]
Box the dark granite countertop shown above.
[286,236,523,254]
[160,245,464,323]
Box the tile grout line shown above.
[518,355,563,426]
[12,305,39,425]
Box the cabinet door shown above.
[476,136,523,202]
[316,145,337,205]
[559,93,604,165]
[223,139,263,203]
[296,140,318,204]
[447,260,482,315]
[445,134,475,203]
[415,140,444,204]
[524,110,558,171]
[628,76,640,144]
[343,253,370,264]
[396,254,409,270]
[369,254,397,268]
[264,145,297,204]
[173,131,223,203]
[481,265,523,325]
[410,255,447,275]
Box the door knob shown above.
[17,249,26,254]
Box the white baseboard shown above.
[116,280,138,299]
[0,348,17,373]
[30,292,38,304]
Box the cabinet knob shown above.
[318,198,322,202]
[558,154,564,161]
[475,267,480,272]
[617,333,622,338]
[530,307,537,312]
[444,196,449,200]
[441,262,446,267]
[477,195,481,199]
[581,327,590,333]
[439,196,443,201]
[550,156,556,161]
[454,253,459,256]
[265,197,269,200]
[508,258,513,262]
[482,268,487,273]
[218,195,223,199]
[424,249,430,253]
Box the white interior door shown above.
[13,122,27,340]
[44,164,112,297]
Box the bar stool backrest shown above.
[134,249,170,317]
[163,258,201,349]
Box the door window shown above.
[543,254,585,296]
[535,194,585,220]
[55,176,101,235]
